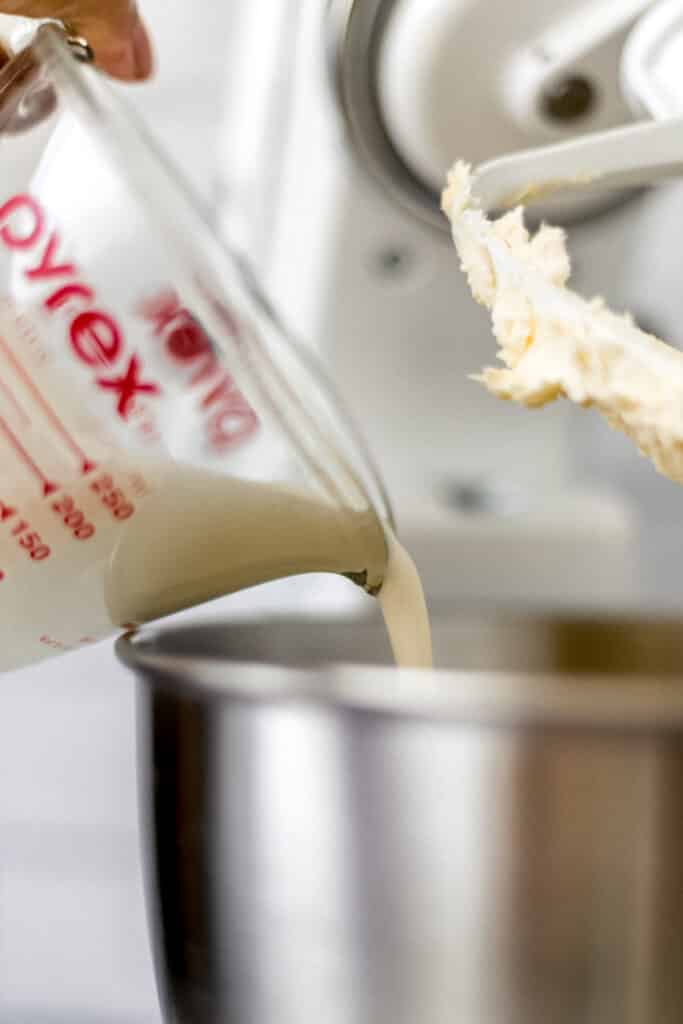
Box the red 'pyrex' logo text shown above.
[138,290,259,451]
[0,194,159,419]
[0,194,260,453]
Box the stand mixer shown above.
[218,0,683,611]
[35,5,683,1022]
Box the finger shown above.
[93,36,136,81]
[0,1,154,82]
[29,3,153,82]
[131,16,153,79]
[79,10,154,83]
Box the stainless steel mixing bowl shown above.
[119,612,683,1024]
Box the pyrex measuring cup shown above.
[0,18,391,673]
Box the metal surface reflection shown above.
[121,611,683,1024]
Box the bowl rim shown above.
[118,615,683,733]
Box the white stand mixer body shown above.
[218,0,683,611]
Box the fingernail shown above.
[132,20,154,81]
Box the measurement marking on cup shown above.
[0,335,96,475]
[0,377,30,425]
[0,414,57,497]
[90,472,135,521]
[51,494,95,541]
[0,499,51,561]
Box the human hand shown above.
[2,0,153,80]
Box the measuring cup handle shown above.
[0,13,42,55]
[0,14,93,64]
[0,21,94,137]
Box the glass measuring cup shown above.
[0,19,392,673]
